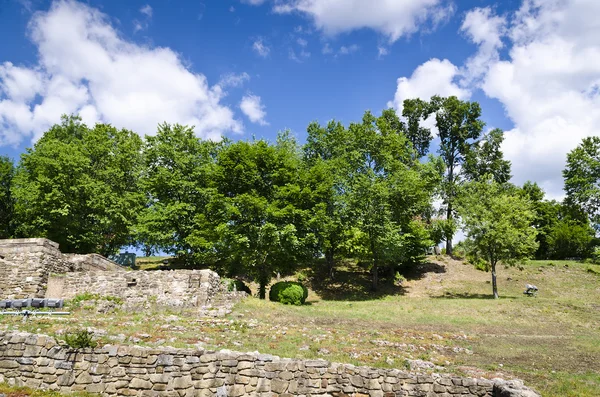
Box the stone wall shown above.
[47,269,245,313]
[0,331,540,397]
[0,239,122,300]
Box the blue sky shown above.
[1,0,599,200]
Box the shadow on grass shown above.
[309,260,446,302]
[433,292,522,299]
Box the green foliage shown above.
[12,116,144,255]
[0,156,15,238]
[564,136,600,225]
[458,177,538,298]
[269,281,308,305]
[137,123,222,264]
[547,220,595,259]
[63,329,98,349]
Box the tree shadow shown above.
[433,292,521,300]
[308,259,447,302]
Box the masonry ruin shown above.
[0,238,244,313]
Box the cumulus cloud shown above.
[477,0,600,198]
[388,58,470,113]
[273,0,451,42]
[0,0,243,146]
[389,0,600,199]
[460,7,506,85]
[240,94,268,126]
[218,72,250,89]
[252,38,270,57]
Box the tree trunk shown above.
[446,202,453,256]
[370,235,378,291]
[258,265,268,299]
[372,261,379,291]
[491,262,499,299]
[326,248,335,280]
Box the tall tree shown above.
[137,123,221,263]
[458,177,538,298]
[303,120,351,279]
[212,135,309,298]
[344,111,438,290]
[0,156,15,238]
[564,136,600,227]
[12,115,144,255]
[429,96,486,255]
[463,128,511,184]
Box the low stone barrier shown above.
[0,331,540,397]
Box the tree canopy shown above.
[458,177,538,298]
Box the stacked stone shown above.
[0,331,540,397]
[49,269,246,311]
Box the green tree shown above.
[458,177,538,298]
[12,115,144,255]
[564,136,600,226]
[212,135,310,298]
[344,111,438,290]
[303,120,352,279]
[547,219,595,259]
[137,123,221,263]
[463,128,511,184]
[429,96,486,255]
[0,156,15,238]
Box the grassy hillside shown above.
[1,256,598,396]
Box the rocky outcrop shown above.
[0,331,540,397]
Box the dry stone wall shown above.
[47,269,246,313]
[0,331,540,397]
[0,239,122,300]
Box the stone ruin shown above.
[0,238,245,314]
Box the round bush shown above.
[269,281,308,305]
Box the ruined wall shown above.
[47,269,245,313]
[0,239,123,300]
[0,331,540,397]
[0,239,73,299]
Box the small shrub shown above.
[295,269,309,283]
[269,281,308,305]
[63,329,97,349]
[394,272,406,286]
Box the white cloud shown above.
[377,46,389,59]
[338,44,359,56]
[460,7,506,85]
[390,0,600,199]
[240,94,268,125]
[289,48,311,62]
[218,72,250,89]
[297,38,308,47]
[134,4,153,32]
[252,38,270,57]
[322,43,333,54]
[475,0,600,198]
[241,0,267,5]
[273,0,450,43]
[140,4,153,18]
[388,58,470,114]
[0,0,243,146]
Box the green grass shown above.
[0,383,92,397]
[1,257,598,397]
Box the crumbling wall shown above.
[0,238,122,300]
[47,269,245,313]
[0,331,540,397]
